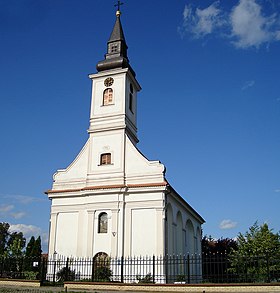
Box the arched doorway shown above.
[92,252,111,281]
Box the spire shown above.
[108,13,126,44]
[109,0,125,43]
[96,2,135,76]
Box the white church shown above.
[46,7,204,260]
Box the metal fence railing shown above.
[0,254,279,285]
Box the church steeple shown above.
[96,4,135,76]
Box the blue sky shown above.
[0,0,279,252]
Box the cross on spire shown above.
[114,0,123,12]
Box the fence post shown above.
[187,254,190,284]
[120,256,124,283]
[0,258,3,278]
[165,255,168,284]
[65,257,69,282]
[152,255,155,283]
[53,258,57,285]
[40,257,45,285]
[91,257,95,282]
[244,256,248,283]
[266,254,270,283]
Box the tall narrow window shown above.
[129,93,133,112]
[129,83,134,113]
[98,212,108,233]
[100,153,111,165]
[103,88,113,105]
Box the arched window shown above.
[98,213,108,233]
[103,88,113,105]
[100,153,111,165]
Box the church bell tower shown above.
[84,7,142,187]
[88,8,141,146]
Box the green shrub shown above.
[136,273,153,283]
[93,266,112,282]
[176,274,186,282]
[56,266,75,282]
[23,271,38,280]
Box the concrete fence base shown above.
[64,282,280,292]
[0,279,40,287]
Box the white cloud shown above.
[180,0,280,49]
[2,194,44,204]
[230,0,277,48]
[10,211,26,219]
[219,219,237,229]
[9,224,42,238]
[242,80,255,90]
[0,204,14,213]
[9,224,48,246]
[181,1,224,38]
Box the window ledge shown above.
[101,103,115,107]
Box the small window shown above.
[98,213,108,233]
[103,88,113,105]
[129,93,133,112]
[129,83,134,113]
[100,153,111,165]
[110,44,118,53]
[130,83,134,93]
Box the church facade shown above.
[46,8,204,259]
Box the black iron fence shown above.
[0,254,279,285]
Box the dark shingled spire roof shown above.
[108,16,126,44]
[96,10,135,76]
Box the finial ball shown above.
[116,10,121,17]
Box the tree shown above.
[25,236,41,258]
[229,222,280,282]
[202,236,238,282]
[0,222,10,256]
[25,236,35,257]
[0,222,42,279]
[202,236,237,255]
[23,236,42,274]
[6,232,26,257]
[33,236,42,257]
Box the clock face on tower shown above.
[104,77,114,87]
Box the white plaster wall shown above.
[88,131,124,174]
[55,212,78,256]
[166,204,174,255]
[131,208,156,256]
[186,219,195,255]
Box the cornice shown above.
[45,181,167,195]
